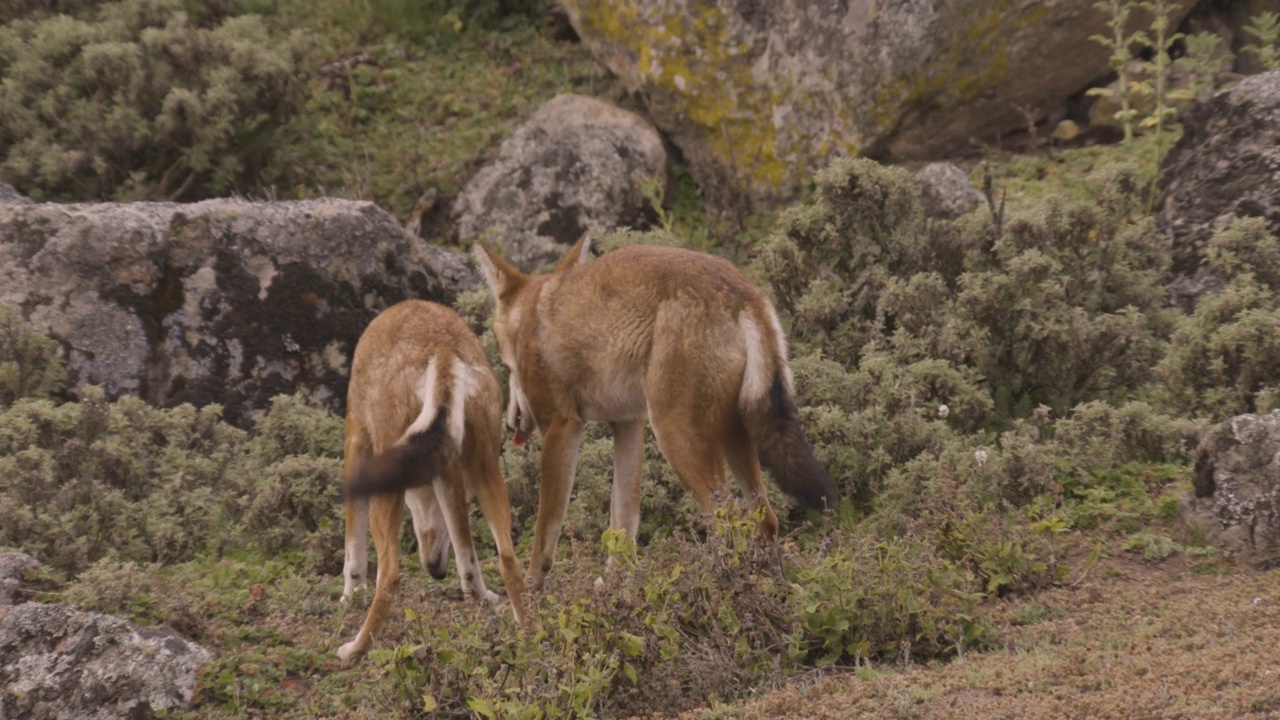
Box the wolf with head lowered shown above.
[337,300,527,661]
[474,237,837,591]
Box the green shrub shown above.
[0,0,114,25]
[0,306,65,408]
[871,419,1054,524]
[1050,400,1201,469]
[242,454,343,571]
[1200,216,1280,291]
[1155,219,1280,418]
[0,389,245,572]
[757,157,957,363]
[0,385,345,575]
[246,393,345,462]
[787,531,992,665]
[757,158,1171,431]
[793,349,990,508]
[947,206,1169,419]
[62,558,162,619]
[375,509,794,718]
[0,0,311,201]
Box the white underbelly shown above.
[578,377,647,422]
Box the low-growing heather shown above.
[365,506,999,719]
[788,532,992,667]
[0,384,343,575]
[364,509,790,718]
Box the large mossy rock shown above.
[0,198,475,424]
[558,0,1197,219]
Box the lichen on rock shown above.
[559,0,1198,223]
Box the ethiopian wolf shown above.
[473,237,836,591]
[337,300,527,661]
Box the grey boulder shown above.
[1,601,210,720]
[0,198,475,424]
[454,93,669,272]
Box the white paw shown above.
[481,589,500,604]
[337,640,362,662]
[341,579,367,603]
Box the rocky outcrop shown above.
[0,601,210,720]
[0,183,29,205]
[0,198,475,424]
[1181,410,1280,567]
[454,93,669,272]
[1157,70,1280,306]
[914,163,983,220]
[558,0,1198,218]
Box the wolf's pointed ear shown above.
[472,242,525,301]
[554,233,593,272]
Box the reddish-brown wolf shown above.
[474,237,836,591]
[337,300,527,661]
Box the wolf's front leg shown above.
[527,418,585,591]
[605,419,645,574]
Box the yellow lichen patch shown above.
[570,2,809,194]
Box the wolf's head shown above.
[472,235,592,446]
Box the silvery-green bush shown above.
[0,0,310,201]
[1155,218,1280,419]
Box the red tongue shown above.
[513,428,529,446]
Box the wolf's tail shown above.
[344,357,471,499]
[739,312,838,510]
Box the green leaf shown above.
[468,698,496,719]
[616,631,644,657]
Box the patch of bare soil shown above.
[676,555,1280,719]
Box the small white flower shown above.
[974,449,989,466]
[937,404,950,419]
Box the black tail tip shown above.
[344,412,453,499]
[344,445,421,499]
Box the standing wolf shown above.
[474,237,836,591]
[337,300,527,661]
